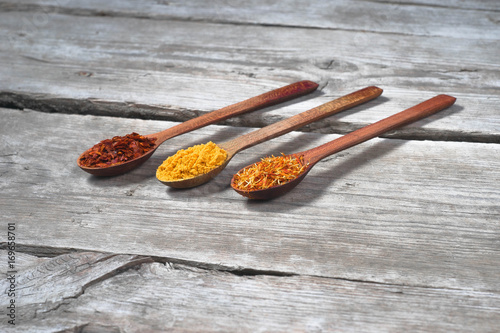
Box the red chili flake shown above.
[78,132,156,168]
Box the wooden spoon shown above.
[159,86,383,188]
[231,94,456,200]
[77,80,319,177]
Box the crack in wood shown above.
[150,255,298,277]
[0,244,80,258]
[6,246,495,293]
[0,91,197,121]
[0,152,19,157]
[66,323,122,333]
[0,250,154,322]
[3,248,498,331]
[1,93,497,143]
[362,0,500,12]
[2,245,301,279]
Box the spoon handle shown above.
[150,80,319,143]
[221,86,383,155]
[303,94,457,164]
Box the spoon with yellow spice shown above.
[156,86,383,188]
[231,94,456,200]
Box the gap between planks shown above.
[3,245,497,293]
[1,102,497,143]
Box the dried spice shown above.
[156,141,227,181]
[78,132,156,168]
[232,153,308,191]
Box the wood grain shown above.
[2,0,499,38]
[0,8,498,142]
[0,250,152,327]
[2,108,499,293]
[1,1,499,331]
[2,251,498,332]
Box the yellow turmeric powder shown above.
[156,141,227,181]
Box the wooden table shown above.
[1,1,499,331]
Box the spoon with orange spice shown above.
[77,80,319,177]
[158,86,383,188]
[231,94,456,200]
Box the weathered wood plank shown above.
[1,1,498,331]
[2,108,499,292]
[0,250,151,328]
[2,251,499,332]
[2,0,499,38]
[0,10,498,141]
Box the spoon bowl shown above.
[158,86,383,188]
[231,94,457,200]
[158,158,231,189]
[77,136,158,176]
[77,80,319,177]
[231,164,311,200]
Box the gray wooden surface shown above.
[1,1,499,332]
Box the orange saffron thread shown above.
[233,153,308,191]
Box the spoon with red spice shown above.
[231,94,456,200]
[77,80,319,176]
[159,86,383,188]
